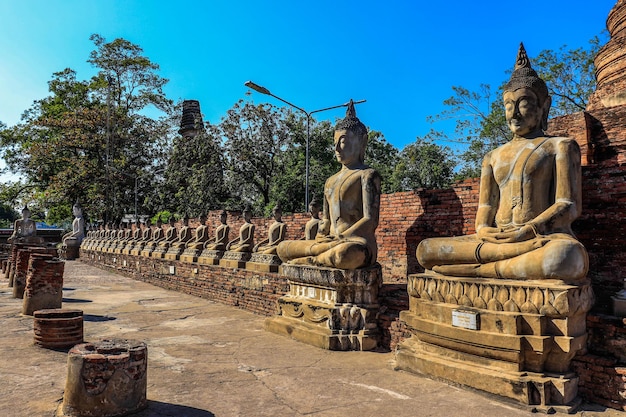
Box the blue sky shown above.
[0,0,616,157]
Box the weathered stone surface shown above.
[57,339,147,417]
[265,264,382,351]
[276,102,381,270]
[396,272,593,411]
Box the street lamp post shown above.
[244,81,365,209]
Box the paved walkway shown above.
[0,261,621,417]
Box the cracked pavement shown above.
[0,261,621,417]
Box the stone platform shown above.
[265,263,382,351]
[395,272,595,413]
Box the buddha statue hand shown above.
[477,224,537,244]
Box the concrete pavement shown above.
[0,260,621,417]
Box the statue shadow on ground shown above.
[404,188,464,276]
[62,297,93,303]
[134,401,215,417]
[83,314,116,322]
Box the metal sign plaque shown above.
[452,309,480,330]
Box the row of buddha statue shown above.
[80,43,588,284]
[80,201,323,264]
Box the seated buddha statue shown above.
[303,198,322,240]
[186,213,210,251]
[204,210,230,251]
[143,217,165,250]
[140,219,153,242]
[8,205,41,244]
[169,215,193,249]
[226,208,255,252]
[416,44,588,284]
[276,101,381,270]
[62,201,85,247]
[253,204,287,255]
[157,216,178,248]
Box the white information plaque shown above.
[452,309,480,330]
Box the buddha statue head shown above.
[243,207,252,223]
[199,213,208,225]
[219,210,227,225]
[334,100,368,167]
[308,197,321,219]
[504,43,552,135]
[272,203,282,222]
[72,200,83,218]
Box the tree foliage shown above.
[426,37,604,179]
[0,35,174,225]
[391,133,455,190]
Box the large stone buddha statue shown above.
[276,101,381,270]
[416,44,588,284]
[253,204,286,255]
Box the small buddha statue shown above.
[142,217,165,252]
[226,208,255,252]
[416,44,588,284]
[62,200,86,247]
[186,213,211,251]
[141,219,153,242]
[170,215,194,249]
[157,216,178,248]
[204,210,230,251]
[303,198,322,240]
[253,204,286,255]
[277,101,381,270]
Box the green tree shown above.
[365,130,399,194]
[161,121,227,216]
[0,35,174,225]
[221,100,291,213]
[427,37,605,179]
[391,134,455,190]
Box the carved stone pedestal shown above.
[395,273,594,413]
[150,245,169,259]
[59,245,80,260]
[219,251,251,269]
[247,253,282,273]
[164,246,185,260]
[129,244,145,257]
[179,247,201,263]
[197,249,224,265]
[265,263,382,351]
[139,245,156,258]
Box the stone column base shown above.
[264,264,382,351]
[56,339,147,417]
